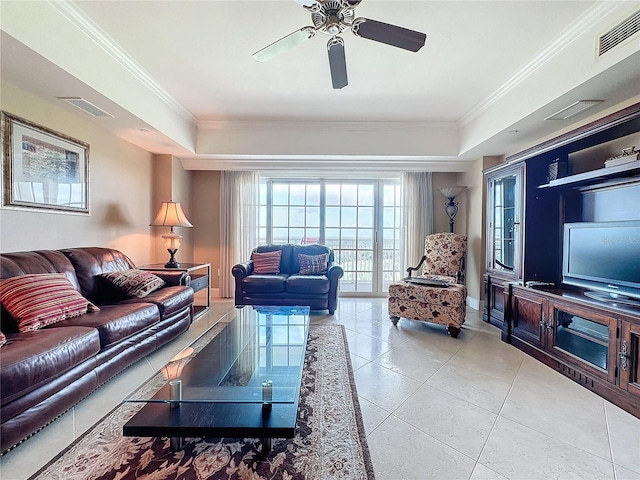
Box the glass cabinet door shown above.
[486,163,523,279]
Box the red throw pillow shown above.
[0,273,100,332]
[252,250,282,274]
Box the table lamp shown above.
[151,201,193,268]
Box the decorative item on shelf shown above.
[151,201,193,268]
[604,146,639,168]
[547,158,568,182]
[438,186,467,233]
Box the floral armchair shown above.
[388,233,468,337]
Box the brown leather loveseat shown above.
[0,247,194,453]
[232,243,343,314]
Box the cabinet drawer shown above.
[190,274,209,293]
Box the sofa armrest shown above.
[327,262,343,283]
[232,261,254,278]
[143,270,188,287]
[232,261,254,307]
[326,262,344,314]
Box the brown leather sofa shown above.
[0,247,194,453]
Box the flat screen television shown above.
[563,220,640,306]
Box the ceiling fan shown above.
[252,0,427,89]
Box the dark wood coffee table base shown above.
[123,396,298,452]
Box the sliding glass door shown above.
[258,179,401,294]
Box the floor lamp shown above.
[438,186,467,233]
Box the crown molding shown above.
[49,0,196,124]
[460,1,622,126]
[179,155,472,173]
[197,119,456,132]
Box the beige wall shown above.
[191,171,221,290]
[0,82,155,265]
[150,154,193,265]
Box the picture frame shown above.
[1,111,90,215]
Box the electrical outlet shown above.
[217,269,221,277]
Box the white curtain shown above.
[219,171,258,298]
[401,172,433,270]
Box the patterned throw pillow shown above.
[0,331,6,348]
[0,273,100,332]
[252,250,282,274]
[298,253,329,275]
[98,269,165,298]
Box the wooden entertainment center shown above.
[483,102,640,417]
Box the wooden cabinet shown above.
[510,285,640,417]
[483,162,525,332]
[489,103,640,418]
[510,285,546,348]
[620,322,640,401]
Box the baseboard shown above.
[466,296,480,311]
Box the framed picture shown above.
[1,111,90,215]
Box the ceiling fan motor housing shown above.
[311,0,356,35]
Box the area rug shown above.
[30,324,375,480]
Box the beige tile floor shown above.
[2,298,639,480]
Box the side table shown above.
[140,263,211,319]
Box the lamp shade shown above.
[438,186,467,199]
[151,201,193,228]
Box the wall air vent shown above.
[57,97,114,117]
[544,100,603,121]
[599,9,640,56]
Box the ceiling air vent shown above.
[599,9,640,56]
[545,100,603,121]
[57,97,114,117]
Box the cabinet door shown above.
[548,301,618,384]
[511,287,546,348]
[486,163,524,280]
[620,322,640,398]
[484,274,506,326]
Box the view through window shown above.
[258,179,403,294]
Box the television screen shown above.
[563,221,640,301]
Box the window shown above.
[258,178,402,294]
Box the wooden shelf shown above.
[538,160,640,189]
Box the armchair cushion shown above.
[423,233,467,279]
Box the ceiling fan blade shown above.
[253,27,316,62]
[352,18,426,52]
[294,0,317,7]
[327,37,348,89]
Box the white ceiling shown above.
[1,0,640,171]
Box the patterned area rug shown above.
[30,324,374,480]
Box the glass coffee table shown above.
[123,305,310,453]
